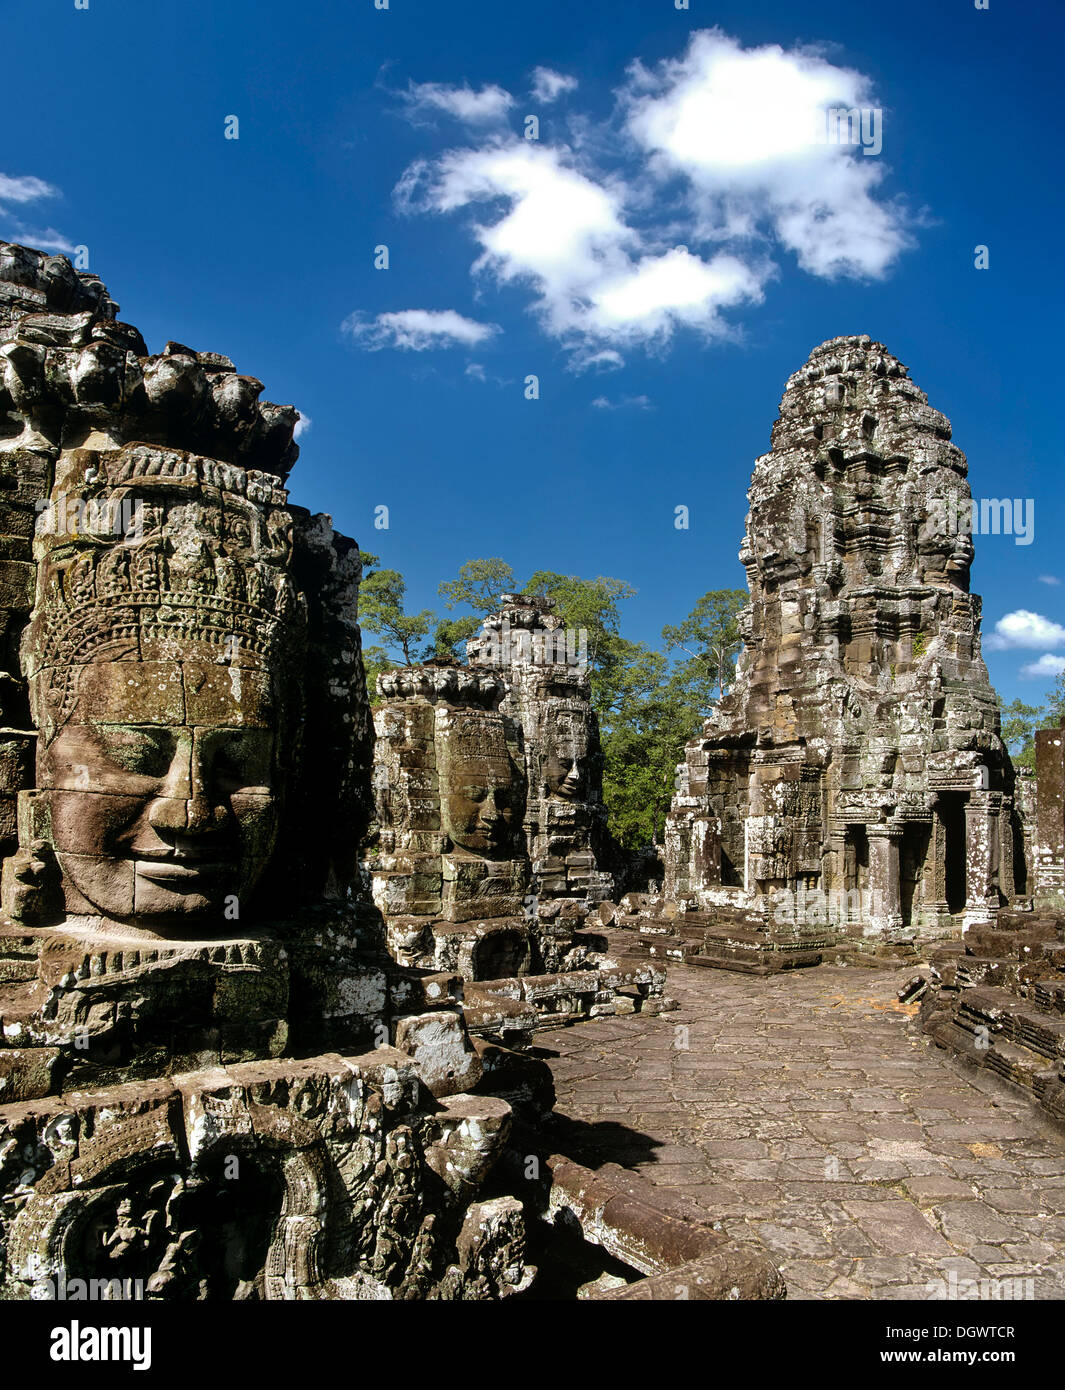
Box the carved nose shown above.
[146,793,224,837]
[185,794,220,835]
[147,796,187,834]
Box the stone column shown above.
[1034,727,1065,910]
[924,800,950,927]
[963,790,1001,931]
[866,823,903,939]
[822,827,849,930]
[998,796,1016,903]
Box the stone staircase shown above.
[920,909,1065,1128]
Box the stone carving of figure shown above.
[22,444,303,939]
[541,708,589,803]
[438,709,522,857]
[34,658,283,934]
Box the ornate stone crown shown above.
[26,443,307,730]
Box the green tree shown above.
[601,592,747,850]
[602,664,701,850]
[439,558,516,614]
[661,588,747,699]
[1048,669,1065,724]
[1000,697,1046,771]
[362,643,395,698]
[524,570,639,715]
[359,567,434,666]
[431,615,480,660]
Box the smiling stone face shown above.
[36,661,281,931]
[19,442,306,938]
[438,708,522,856]
[542,707,591,802]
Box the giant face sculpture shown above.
[437,709,522,856]
[542,707,591,803]
[25,445,302,936]
[37,662,279,927]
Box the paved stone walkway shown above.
[536,961,1065,1300]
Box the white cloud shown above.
[395,30,913,365]
[342,308,500,351]
[531,68,578,103]
[575,348,625,372]
[1038,574,1061,586]
[0,174,59,204]
[591,246,762,335]
[398,140,766,356]
[294,412,312,440]
[985,610,1065,651]
[591,393,654,410]
[623,30,910,280]
[403,81,513,125]
[0,172,76,255]
[1019,653,1065,680]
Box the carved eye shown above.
[94,725,174,778]
[460,784,486,803]
[209,729,274,794]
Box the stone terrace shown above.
[536,955,1065,1299]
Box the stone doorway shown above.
[848,825,869,924]
[471,928,527,980]
[939,793,968,915]
[900,823,931,927]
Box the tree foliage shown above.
[999,672,1065,772]
[359,567,434,665]
[438,558,516,614]
[662,588,747,699]
[1000,697,1045,771]
[432,615,480,660]
[1048,670,1065,724]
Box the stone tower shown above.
[665,335,1022,941]
[466,593,614,906]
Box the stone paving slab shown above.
[535,962,1065,1300]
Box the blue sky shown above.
[3,0,1063,709]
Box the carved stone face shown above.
[543,709,589,801]
[37,660,281,932]
[438,710,521,856]
[444,750,519,854]
[544,750,581,800]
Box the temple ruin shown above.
[367,593,660,1025]
[0,242,1061,1305]
[0,240,780,1303]
[658,335,1026,970]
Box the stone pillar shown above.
[1034,726,1065,910]
[998,795,1016,903]
[924,800,950,927]
[822,827,846,895]
[866,823,903,938]
[963,790,1001,931]
[822,827,849,929]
